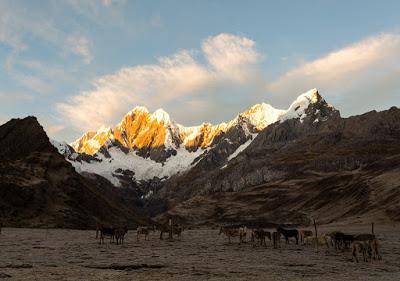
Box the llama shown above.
[115,226,128,245]
[99,225,116,245]
[159,224,183,240]
[219,226,240,244]
[277,225,299,245]
[251,229,271,247]
[137,226,154,241]
[352,241,370,262]
[299,230,313,244]
[369,239,382,261]
[239,226,248,244]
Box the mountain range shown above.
[56,88,331,188]
[1,88,399,227]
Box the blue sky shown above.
[1,0,400,142]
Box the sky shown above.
[1,0,400,142]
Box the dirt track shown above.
[0,224,399,280]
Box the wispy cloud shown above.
[0,1,95,67]
[65,0,126,26]
[57,33,262,131]
[65,34,93,64]
[0,12,27,51]
[7,59,78,94]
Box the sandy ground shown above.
[0,224,399,280]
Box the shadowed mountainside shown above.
[0,117,148,229]
[155,106,400,226]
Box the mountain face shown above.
[61,88,328,187]
[0,117,148,228]
[3,88,400,228]
[156,106,400,226]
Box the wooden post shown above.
[371,223,374,235]
[313,219,318,252]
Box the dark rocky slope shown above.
[0,117,147,229]
[155,105,400,226]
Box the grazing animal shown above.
[334,232,354,249]
[137,226,154,241]
[173,224,183,240]
[159,224,183,240]
[323,233,335,248]
[326,231,344,249]
[277,226,299,245]
[158,224,169,240]
[251,229,271,246]
[272,231,281,248]
[99,226,116,245]
[352,241,370,262]
[369,239,382,261]
[115,226,128,245]
[219,226,239,244]
[239,226,248,244]
[299,230,313,244]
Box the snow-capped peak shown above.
[279,88,324,122]
[238,102,285,130]
[150,108,172,124]
[70,88,330,157]
[127,106,149,116]
[59,88,338,187]
[96,126,113,135]
[297,88,321,103]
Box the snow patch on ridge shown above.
[278,88,320,123]
[69,146,204,186]
[227,133,257,162]
[50,139,71,155]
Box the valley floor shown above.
[0,224,399,280]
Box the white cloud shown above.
[65,34,94,64]
[57,33,262,131]
[267,33,400,97]
[202,33,261,81]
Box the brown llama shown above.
[251,229,271,247]
[115,226,128,245]
[299,230,313,244]
[137,226,154,241]
[352,241,370,262]
[219,226,240,244]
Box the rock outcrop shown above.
[0,117,148,228]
